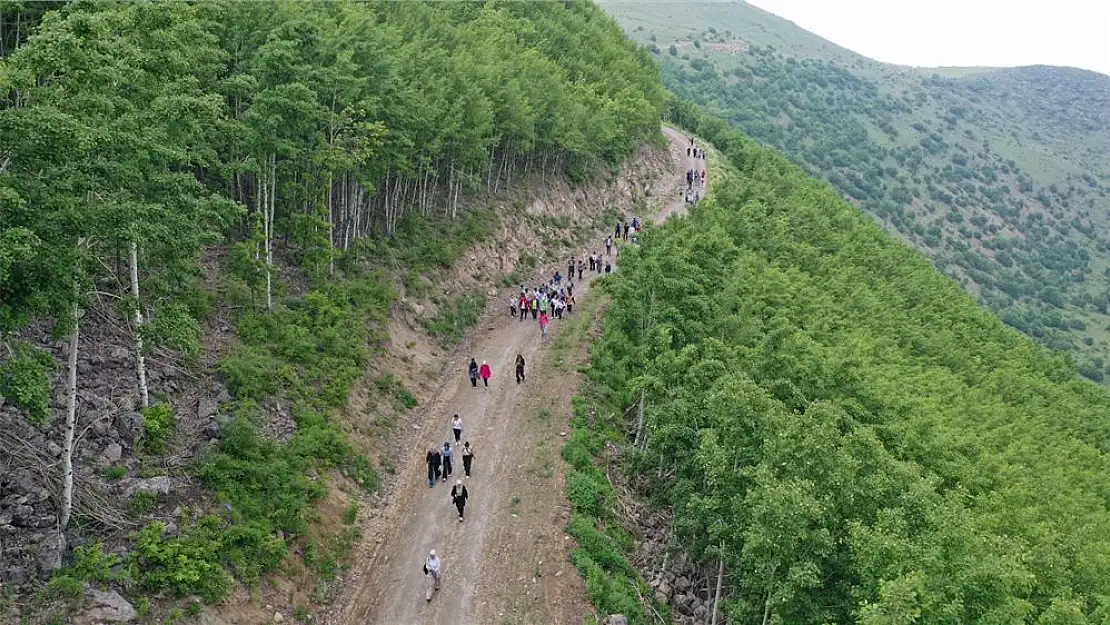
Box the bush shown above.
[423,294,487,346]
[0,342,54,426]
[140,402,176,454]
[131,519,232,603]
[128,492,157,517]
[70,543,121,584]
[219,345,280,402]
[566,470,603,516]
[103,465,127,481]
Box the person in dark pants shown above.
[468,358,478,387]
[515,354,526,384]
[452,414,463,443]
[441,442,453,481]
[462,441,474,478]
[451,480,468,521]
[426,446,441,487]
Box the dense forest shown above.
[601,1,1110,383]
[577,98,1110,623]
[0,0,664,619]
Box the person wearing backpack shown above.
[461,441,474,477]
[468,358,479,388]
[515,354,526,384]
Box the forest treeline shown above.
[585,99,1110,623]
[0,0,664,612]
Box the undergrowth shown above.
[563,395,662,625]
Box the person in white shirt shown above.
[424,549,441,590]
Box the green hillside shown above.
[577,97,1110,625]
[601,0,1110,381]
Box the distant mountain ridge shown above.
[601,0,1110,382]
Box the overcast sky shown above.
[745,0,1110,75]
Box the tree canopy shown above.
[592,100,1110,623]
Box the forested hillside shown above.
[0,1,663,621]
[576,99,1110,624]
[601,1,1110,381]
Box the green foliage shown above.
[128,492,158,517]
[593,106,1110,623]
[374,373,417,411]
[219,346,281,402]
[423,294,487,346]
[140,402,176,455]
[69,543,121,585]
[102,465,127,481]
[565,470,604,517]
[342,502,359,526]
[131,519,233,603]
[37,575,83,602]
[0,342,54,426]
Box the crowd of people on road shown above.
[421,139,706,598]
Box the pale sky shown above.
[746,0,1110,76]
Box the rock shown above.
[121,476,177,498]
[31,514,56,529]
[163,522,179,538]
[197,396,219,420]
[203,423,221,439]
[75,587,137,624]
[110,347,130,361]
[117,395,137,413]
[274,613,284,623]
[103,442,123,463]
[675,575,691,592]
[118,412,144,444]
[655,580,672,601]
[37,532,66,576]
[602,616,629,625]
[11,505,35,527]
[2,566,28,585]
[0,509,13,527]
[92,418,110,437]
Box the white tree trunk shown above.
[59,298,80,531]
[264,154,275,311]
[634,389,646,448]
[129,240,149,409]
[711,543,725,625]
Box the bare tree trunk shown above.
[326,172,335,276]
[634,389,646,448]
[264,154,275,312]
[129,240,150,409]
[59,297,80,531]
[761,563,778,625]
[711,542,725,625]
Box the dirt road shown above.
[328,126,705,625]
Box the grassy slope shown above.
[601,0,1110,381]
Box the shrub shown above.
[70,543,120,584]
[0,342,54,426]
[343,502,359,525]
[422,294,487,346]
[128,492,157,517]
[140,402,175,454]
[103,465,127,481]
[131,519,232,603]
[219,345,280,401]
[566,470,602,516]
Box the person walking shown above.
[441,442,453,481]
[515,353,526,384]
[451,480,469,521]
[577,260,584,280]
[462,441,474,478]
[426,446,441,487]
[568,258,575,280]
[614,221,621,239]
[452,414,463,443]
[539,311,550,338]
[468,358,479,388]
[424,550,441,591]
[605,236,613,256]
[478,361,492,388]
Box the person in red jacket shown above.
[478,361,492,388]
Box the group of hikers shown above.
[686,137,707,204]
[419,143,707,596]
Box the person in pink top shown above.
[539,311,550,338]
[478,361,492,388]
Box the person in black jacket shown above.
[426,446,441,488]
[515,354,526,384]
[451,480,469,521]
[468,358,479,387]
[441,442,453,481]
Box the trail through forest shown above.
[326,127,705,625]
